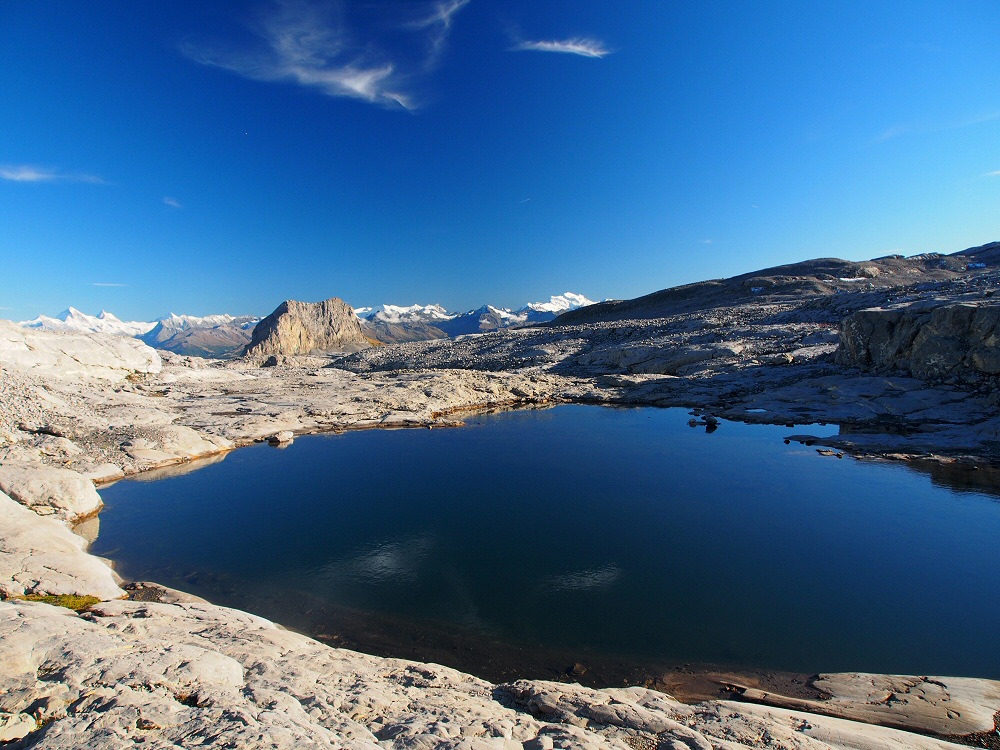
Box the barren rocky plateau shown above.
[2,242,1000,748]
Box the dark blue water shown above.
[91,406,1000,681]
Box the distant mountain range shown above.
[355,293,594,343]
[140,313,260,358]
[20,308,158,337]
[19,309,261,358]
[17,292,594,357]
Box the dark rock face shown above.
[836,302,1000,380]
[361,318,448,344]
[245,298,372,358]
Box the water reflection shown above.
[541,565,623,592]
[318,533,435,585]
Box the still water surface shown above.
[92,406,1000,680]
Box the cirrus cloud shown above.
[512,37,610,59]
[1,165,105,184]
[182,0,471,110]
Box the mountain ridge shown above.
[356,292,595,343]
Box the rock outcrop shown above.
[836,301,1000,380]
[245,298,371,359]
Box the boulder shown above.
[245,298,372,358]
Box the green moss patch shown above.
[14,594,102,612]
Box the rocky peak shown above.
[244,298,372,358]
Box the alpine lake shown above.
[89,405,1000,689]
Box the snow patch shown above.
[522,292,594,314]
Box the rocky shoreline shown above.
[3,249,1000,747]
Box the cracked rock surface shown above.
[0,599,988,749]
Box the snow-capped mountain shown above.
[140,313,261,358]
[19,291,593,354]
[523,292,594,315]
[151,313,260,332]
[360,303,456,325]
[354,293,594,343]
[355,304,456,343]
[19,309,261,358]
[19,307,156,337]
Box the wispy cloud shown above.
[92,282,127,287]
[183,0,471,110]
[163,196,183,208]
[0,165,105,184]
[875,109,1000,144]
[985,170,1000,177]
[512,37,610,59]
[408,0,471,69]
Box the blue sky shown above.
[2,1,999,321]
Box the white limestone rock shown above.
[122,425,232,467]
[0,462,102,522]
[813,672,1000,736]
[0,320,161,382]
[80,463,126,483]
[0,491,123,599]
[0,712,35,742]
[0,597,987,750]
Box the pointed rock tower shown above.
[245,298,372,358]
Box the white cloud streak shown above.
[409,0,471,69]
[163,197,183,208]
[183,0,471,110]
[0,165,105,184]
[876,109,1000,144]
[513,37,610,59]
[92,283,127,287]
[985,170,1000,177]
